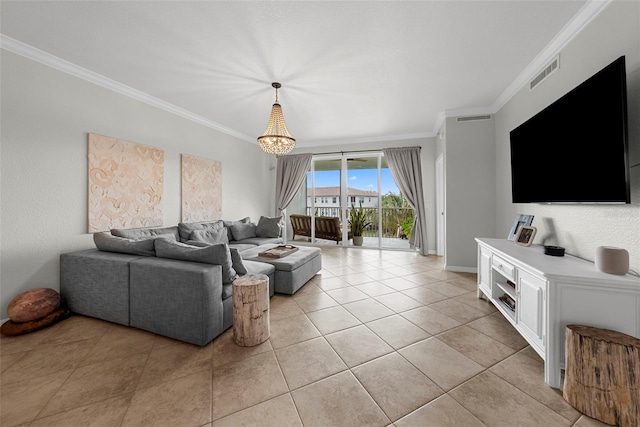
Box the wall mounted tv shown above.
[510,55,630,204]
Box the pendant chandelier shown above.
[257,82,296,155]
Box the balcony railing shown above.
[305,206,414,239]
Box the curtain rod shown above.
[312,146,421,156]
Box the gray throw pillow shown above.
[184,240,209,247]
[154,238,237,283]
[178,220,224,242]
[93,231,172,256]
[190,227,229,245]
[223,217,251,241]
[230,223,257,241]
[229,248,248,275]
[256,216,282,238]
[111,226,180,241]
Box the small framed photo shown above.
[508,214,534,241]
[515,225,537,247]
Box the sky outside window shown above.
[308,169,399,195]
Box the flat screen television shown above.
[510,55,630,204]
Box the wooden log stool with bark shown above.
[232,274,270,347]
[563,324,640,427]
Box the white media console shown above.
[475,238,640,388]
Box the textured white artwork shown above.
[88,133,164,232]
[181,154,222,222]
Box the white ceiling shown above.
[1,1,599,148]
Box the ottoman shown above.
[241,245,322,295]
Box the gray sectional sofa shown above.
[60,216,299,346]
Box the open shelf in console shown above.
[491,266,516,321]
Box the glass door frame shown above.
[311,152,384,248]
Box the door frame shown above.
[435,154,445,257]
[311,152,384,248]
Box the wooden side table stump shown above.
[563,324,640,427]
[232,274,270,347]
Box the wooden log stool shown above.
[232,274,270,347]
[563,324,640,427]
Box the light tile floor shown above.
[0,246,611,427]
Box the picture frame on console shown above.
[515,225,537,247]
[508,214,534,241]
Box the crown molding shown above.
[490,0,612,113]
[443,107,495,119]
[2,0,612,146]
[295,132,435,148]
[430,0,612,134]
[0,35,255,143]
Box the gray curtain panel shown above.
[275,153,312,212]
[383,147,428,255]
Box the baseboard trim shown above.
[444,265,477,273]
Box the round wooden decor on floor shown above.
[7,288,61,323]
[1,307,70,336]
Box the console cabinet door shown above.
[517,270,546,352]
[478,246,491,295]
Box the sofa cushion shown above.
[60,249,136,326]
[190,228,229,245]
[223,217,251,241]
[243,260,276,277]
[256,216,282,238]
[222,283,233,299]
[233,237,281,247]
[94,231,166,256]
[189,241,247,275]
[184,240,209,247]
[111,226,180,241]
[178,220,224,242]
[230,223,257,241]
[229,248,247,275]
[229,243,258,253]
[154,239,237,283]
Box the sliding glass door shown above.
[287,152,413,250]
[346,156,378,248]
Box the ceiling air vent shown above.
[456,115,492,122]
[530,55,560,90]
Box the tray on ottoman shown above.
[242,244,322,295]
[258,245,299,258]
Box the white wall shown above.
[494,0,640,273]
[0,51,275,318]
[291,137,437,253]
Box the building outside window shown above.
[307,187,378,210]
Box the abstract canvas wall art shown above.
[181,154,222,222]
[88,133,164,233]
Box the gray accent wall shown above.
[494,0,640,273]
[443,117,496,271]
[1,51,274,318]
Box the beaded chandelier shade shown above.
[257,82,296,155]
